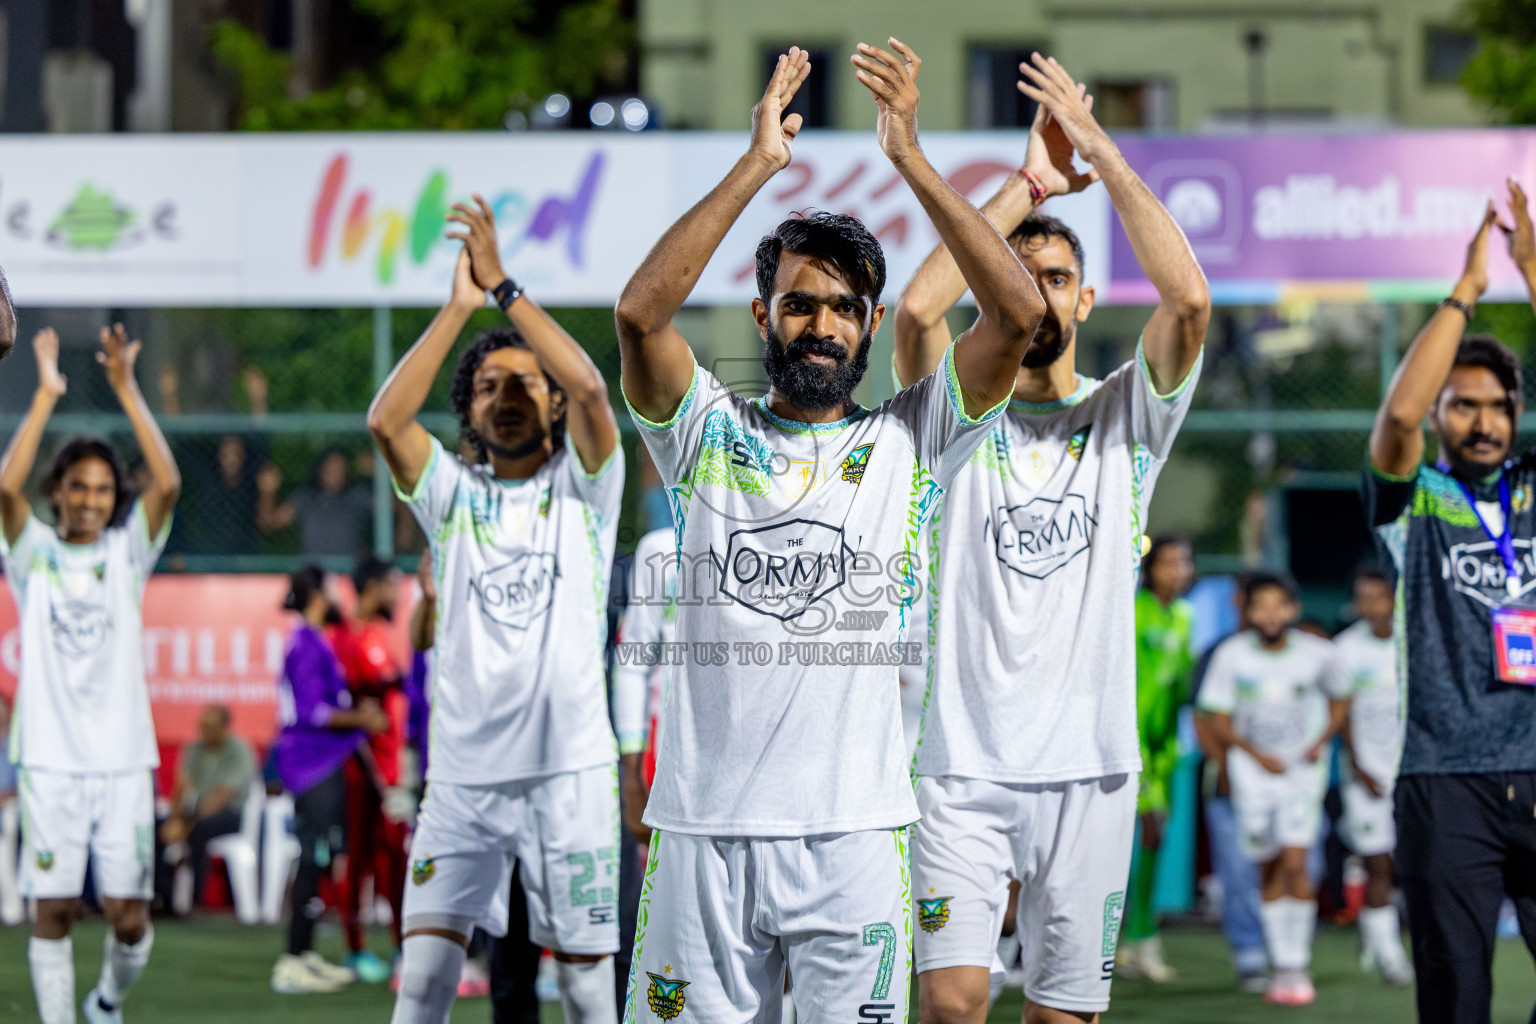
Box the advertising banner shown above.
[0,129,1532,308]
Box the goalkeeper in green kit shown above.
[1120,534,1197,982]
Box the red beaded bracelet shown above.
[1019,169,1049,206]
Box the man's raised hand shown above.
[853,39,922,166]
[33,328,65,399]
[446,195,507,293]
[1503,178,1535,277]
[1023,82,1100,198]
[1460,201,1508,300]
[96,323,141,394]
[749,47,811,172]
[1017,54,1114,168]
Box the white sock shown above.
[390,934,465,1024]
[1259,898,1294,971]
[98,925,153,1009]
[557,957,617,1024]
[1360,905,1404,966]
[29,935,75,1024]
[1289,899,1317,971]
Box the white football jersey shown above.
[1196,628,1342,764]
[400,438,623,785]
[630,346,1002,836]
[913,345,1199,783]
[4,504,168,772]
[1331,619,1402,782]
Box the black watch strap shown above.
[1440,296,1474,320]
[492,277,523,311]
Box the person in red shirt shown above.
[328,554,410,984]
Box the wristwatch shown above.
[1440,296,1474,320]
[492,277,524,311]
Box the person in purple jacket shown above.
[270,565,388,995]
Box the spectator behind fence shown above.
[156,705,257,914]
[257,447,372,558]
[158,365,271,557]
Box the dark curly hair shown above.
[450,328,566,463]
[755,210,887,305]
[1009,213,1085,273]
[43,435,131,526]
[1453,334,1523,414]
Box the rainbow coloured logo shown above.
[307,151,604,284]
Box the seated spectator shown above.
[156,705,257,913]
[258,448,373,557]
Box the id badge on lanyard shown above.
[1455,471,1536,684]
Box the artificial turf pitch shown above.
[1,919,1533,1022]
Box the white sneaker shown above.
[1380,955,1414,988]
[82,988,123,1024]
[271,953,348,994]
[301,950,357,985]
[1137,938,1178,983]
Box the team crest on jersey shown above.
[1516,485,1533,516]
[470,553,560,630]
[539,488,551,518]
[840,444,874,484]
[646,972,689,1019]
[35,850,54,871]
[917,897,952,933]
[1067,426,1091,462]
[987,493,1096,580]
[712,521,853,622]
[411,858,435,885]
[49,600,113,658]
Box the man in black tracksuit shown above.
[1365,179,1536,1023]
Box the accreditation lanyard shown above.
[1445,464,1536,684]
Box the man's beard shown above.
[478,431,546,462]
[1444,431,1510,479]
[1021,313,1074,369]
[763,324,873,411]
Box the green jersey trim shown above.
[623,361,700,432]
[1135,334,1204,403]
[750,397,870,436]
[392,438,442,504]
[944,343,1010,426]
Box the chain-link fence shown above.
[3,299,1533,588]
[0,304,640,573]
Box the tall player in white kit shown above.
[894,54,1209,1024]
[369,198,624,1024]
[1,325,180,1024]
[614,41,1045,1024]
[1333,568,1413,986]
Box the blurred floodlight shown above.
[503,110,529,131]
[621,98,650,131]
[590,101,616,128]
[545,93,571,119]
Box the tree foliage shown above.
[212,0,631,130]
[1462,0,1536,124]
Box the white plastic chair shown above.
[206,783,265,924]
[260,792,301,925]
[0,799,23,925]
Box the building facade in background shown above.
[640,0,1482,133]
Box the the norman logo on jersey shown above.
[49,600,113,658]
[987,493,1097,579]
[917,897,952,933]
[469,553,560,629]
[35,850,54,871]
[1443,538,1536,607]
[645,972,689,1020]
[411,857,435,885]
[712,520,854,622]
